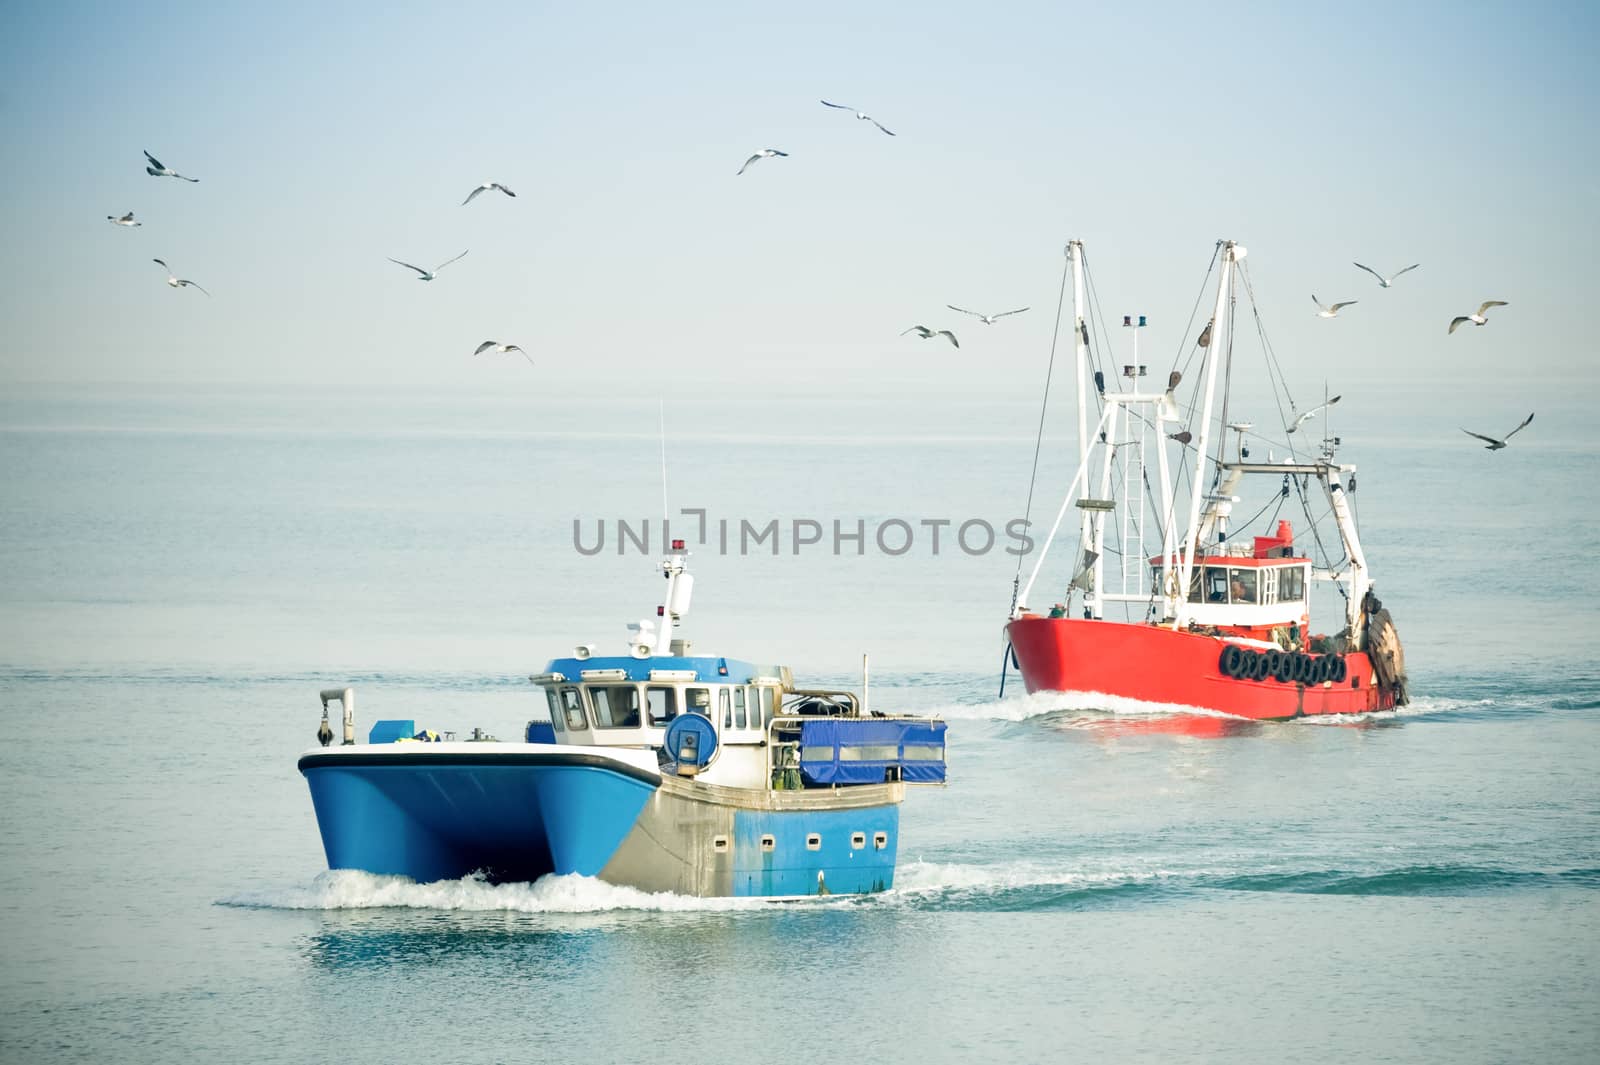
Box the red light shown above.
[671,539,685,551]
[657,605,665,617]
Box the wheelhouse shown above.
[531,657,787,749]
[1180,556,1309,608]
[529,653,947,791]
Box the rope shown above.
[1010,247,1074,614]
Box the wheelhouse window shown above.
[558,686,587,730]
[545,689,564,732]
[719,687,732,729]
[758,686,777,728]
[735,686,749,729]
[1229,569,1258,604]
[1278,565,1305,602]
[1194,566,1229,603]
[646,685,678,726]
[589,685,641,729]
[685,687,712,718]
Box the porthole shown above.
[712,835,729,853]
[850,832,866,850]
[805,833,821,851]
[759,835,775,852]
[873,831,888,850]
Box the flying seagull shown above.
[462,182,515,205]
[820,100,895,136]
[1286,394,1342,434]
[388,250,468,281]
[152,258,209,295]
[474,340,534,367]
[946,305,1029,324]
[143,150,198,182]
[1313,296,1357,318]
[1448,300,1508,334]
[1461,412,1533,450]
[1353,262,1420,288]
[901,325,958,348]
[107,212,141,227]
[737,148,788,175]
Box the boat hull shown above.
[300,744,903,897]
[1006,616,1397,720]
[599,775,901,897]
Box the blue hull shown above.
[301,746,904,897]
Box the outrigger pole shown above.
[1172,241,1242,631]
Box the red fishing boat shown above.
[1004,240,1407,720]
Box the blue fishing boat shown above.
[298,540,946,898]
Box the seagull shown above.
[462,182,516,205]
[1286,395,1342,434]
[388,250,468,281]
[474,340,534,367]
[946,305,1029,325]
[151,258,209,295]
[901,325,958,348]
[1313,295,1357,318]
[107,212,141,227]
[1461,412,1533,450]
[820,100,895,136]
[737,148,788,175]
[1353,262,1420,288]
[143,150,198,182]
[1448,300,1508,334]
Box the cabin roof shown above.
[540,655,781,684]
[1149,555,1310,568]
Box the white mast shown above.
[1086,402,1119,618]
[1068,240,1095,616]
[1173,241,1243,629]
[1013,403,1118,614]
[1325,474,1370,636]
[1069,241,1090,469]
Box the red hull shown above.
[1006,616,1396,721]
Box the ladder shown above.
[1120,430,1146,593]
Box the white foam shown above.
[928,688,1248,724]
[1290,693,1493,726]
[887,858,1194,899]
[221,869,776,913]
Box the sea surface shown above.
[1,385,1596,1064]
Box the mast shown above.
[1173,240,1242,629]
[1153,385,1177,618]
[1068,241,1096,616]
[1087,402,1118,618]
[1069,241,1089,468]
[1325,472,1371,637]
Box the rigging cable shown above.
[1010,246,1075,616]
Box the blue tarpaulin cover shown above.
[797,718,947,786]
[368,719,415,744]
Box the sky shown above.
[1,1,1596,399]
